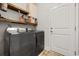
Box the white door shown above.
[50,4,76,56]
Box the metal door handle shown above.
[50,28,53,29]
[50,31,53,32]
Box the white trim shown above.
[75,3,79,55]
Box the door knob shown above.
[50,28,53,29]
[50,31,53,32]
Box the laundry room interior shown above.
[0,3,79,56]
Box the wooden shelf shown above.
[0,17,37,26]
[0,3,37,26]
[7,3,29,15]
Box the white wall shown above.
[76,3,79,55]
[11,3,29,11]
[78,3,79,55]
[37,3,61,50]
[28,3,37,18]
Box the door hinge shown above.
[75,3,76,7]
[74,51,76,56]
[75,26,76,31]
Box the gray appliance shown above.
[35,31,44,55]
[4,30,44,56]
[4,31,36,56]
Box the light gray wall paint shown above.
[0,9,20,21]
[77,3,79,55]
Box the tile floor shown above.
[39,50,64,56]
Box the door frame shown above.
[75,3,79,56]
